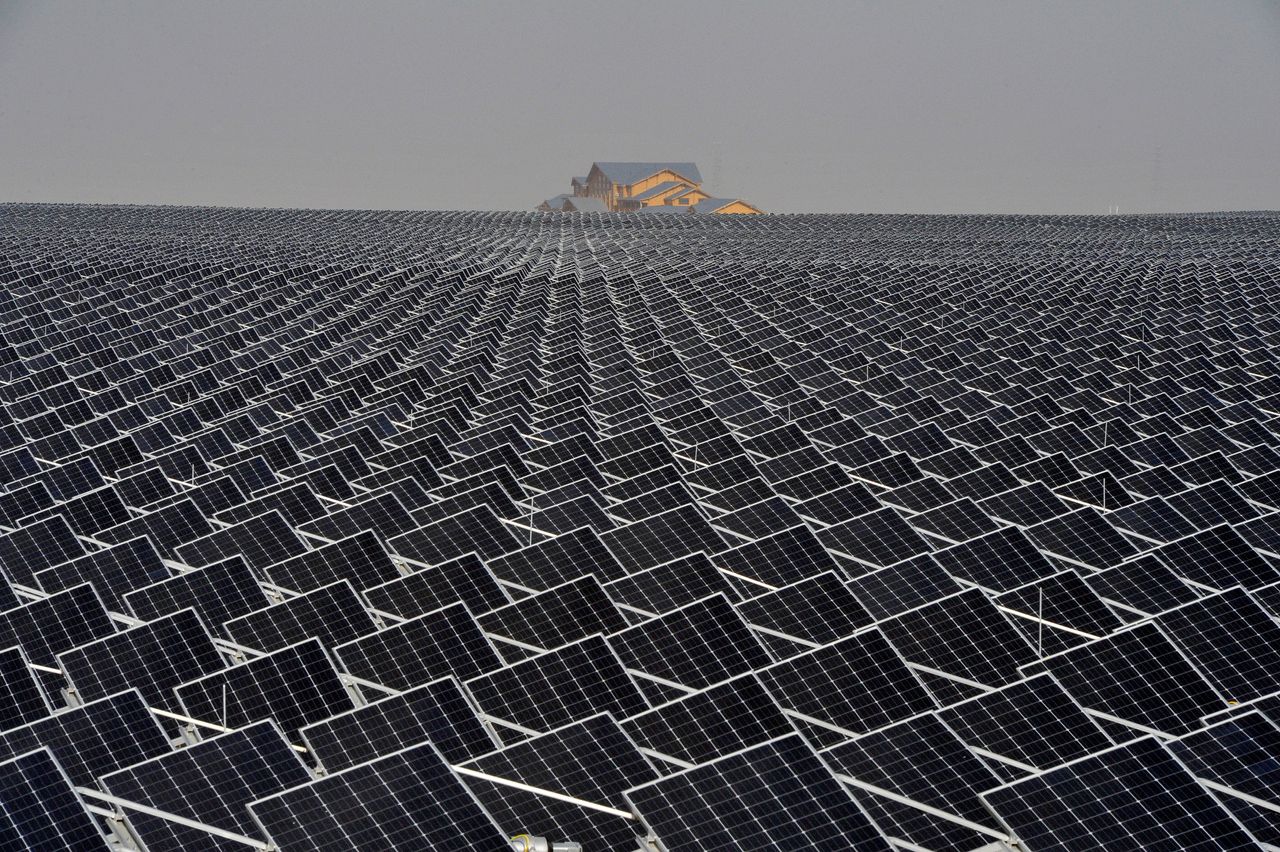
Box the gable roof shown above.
[690,197,739,213]
[571,176,589,186]
[591,162,702,186]
[667,186,703,200]
[691,197,761,214]
[631,181,691,202]
[539,194,572,210]
[562,196,609,213]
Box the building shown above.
[537,161,762,214]
[537,195,608,213]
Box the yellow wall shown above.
[588,166,703,211]
[581,165,761,212]
[629,170,694,197]
[669,188,708,207]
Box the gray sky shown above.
[2,0,1278,213]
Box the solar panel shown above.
[624,734,894,851]
[711,496,804,541]
[260,529,401,594]
[0,689,172,787]
[601,505,726,573]
[34,536,169,614]
[1166,479,1261,528]
[95,497,214,557]
[932,526,1060,591]
[0,482,54,531]
[175,638,355,741]
[0,747,110,850]
[334,601,501,692]
[487,525,628,587]
[697,476,780,513]
[816,507,933,569]
[299,492,419,542]
[736,571,874,647]
[0,516,87,586]
[216,481,329,528]
[772,462,856,500]
[603,551,740,616]
[465,634,650,734]
[100,720,312,852]
[630,565,773,668]
[793,482,882,526]
[522,493,616,535]
[982,736,1257,851]
[1237,512,1280,557]
[0,643,49,732]
[1109,496,1199,543]
[936,672,1114,772]
[58,607,224,716]
[127,554,264,635]
[224,580,379,654]
[459,713,657,850]
[1026,621,1226,736]
[301,676,497,771]
[247,741,509,850]
[757,629,935,740]
[714,524,840,588]
[479,575,627,658]
[388,505,520,565]
[843,554,961,619]
[0,583,117,670]
[361,551,511,619]
[1153,524,1280,590]
[1081,553,1200,617]
[994,571,1125,655]
[1152,587,1280,702]
[1024,507,1139,569]
[1167,711,1280,847]
[821,714,1005,851]
[878,589,1039,703]
[175,510,307,572]
[621,673,797,767]
[907,496,1001,543]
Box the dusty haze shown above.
[2,0,1277,213]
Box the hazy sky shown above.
[2,0,1278,213]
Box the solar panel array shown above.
[1,202,1279,849]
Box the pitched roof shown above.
[691,197,762,214]
[591,162,702,186]
[631,181,690,202]
[571,176,589,186]
[539,194,572,210]
[690,197,740,213]
[667,186,703,200]
[562,196,609,213]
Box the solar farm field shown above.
[1,203,1279,850]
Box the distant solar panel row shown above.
[0,202,1278,849]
